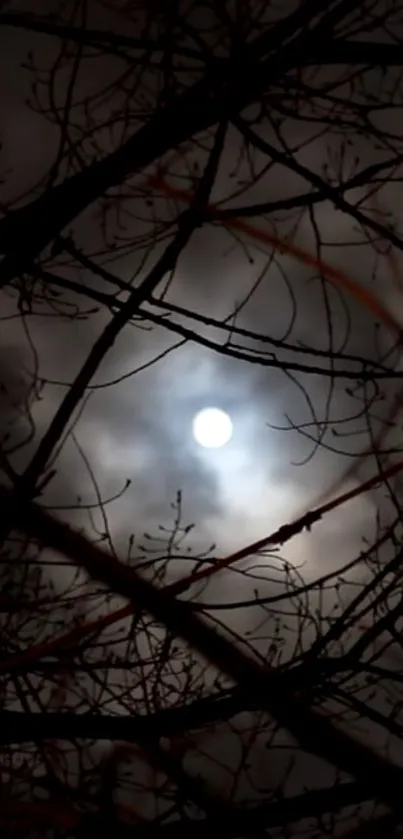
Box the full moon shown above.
[192,407,233,449]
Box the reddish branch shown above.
[3,454,403,676]
[3,481,403,812]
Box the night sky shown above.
[1,1,403,832]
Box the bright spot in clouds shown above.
[192,407,233,449]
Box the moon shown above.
[192,407,233,449]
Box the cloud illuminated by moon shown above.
[192,407,233,448]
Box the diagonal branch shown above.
[0,1,360,286]
[0,120,227,534]
[232,116,403,253]
[217,156,403,220]
[33,268,400,379]
[3,483,403,811]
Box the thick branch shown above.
[2,483,403,812]
[0,1,359,285]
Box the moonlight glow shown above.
[192,408,233,449]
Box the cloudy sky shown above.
[3,2,403,829]
[1,1,402,598]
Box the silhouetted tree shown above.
[2,2,403,838]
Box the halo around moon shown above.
[192,407,233,449]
